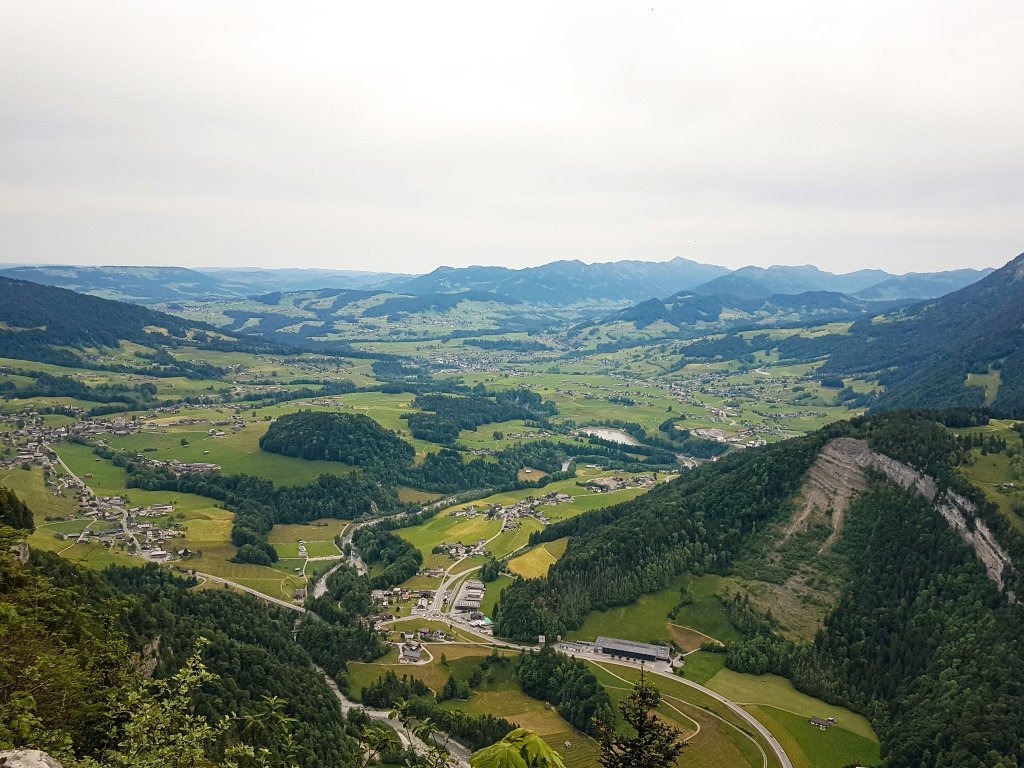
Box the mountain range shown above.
[0,258,993,307]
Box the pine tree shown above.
[594,669,685,768]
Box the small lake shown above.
[580,427,642,446]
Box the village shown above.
[450,489,579,530]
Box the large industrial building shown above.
[594,636,671,663]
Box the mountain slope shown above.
[0,265,229,303]
[0,277,288,371]
[0,276,204,347]
[821,252,1024,413]
[569,289,902,346]
[693,265,890,298]
[853,267,994,300]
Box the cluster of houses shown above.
[434,539,490,559]
[403,627,453,643]
[399,638,424,662]
[0,413,148,472]
[371,587,435,610]
[135,455,221,475]
[451,490,577,531]
[395,626,461,663]
[583,473,658,493]
[60,492,186,559]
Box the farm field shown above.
[479,575,513,617]
[952,420,1024,532]
[105,422,350,486]
[486,519,542,560]
[678,650,726,684]
[268,519,347,559]
[397,467,668,564]
[744,704,880,768]
[705,668,876,741]
[44,441,311,600]
[385,618,487,645]
[349,644,600,768]
[397,514,503,561]
[456,420,575,452]
[444,687,600,768]
[565,574,742,647]
[508,537,569,578]
[345,644,503,698]
[451,355,863,442]
[565,578,685,645]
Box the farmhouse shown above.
[400,641,423,662]
[595,636,671,663]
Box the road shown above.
[50,446,83,486]
[316,664,471,766]
[193,571,308,613]
[431,521,515,613]
[433,614,791,768]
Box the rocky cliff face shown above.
[825,437,1015,600]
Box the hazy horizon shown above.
[2,2,1021,274]
[0,252,1007,278]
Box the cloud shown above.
[0,0,1021,273]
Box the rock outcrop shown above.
[0,751,64,768]
[784,439,871,552]
[824,438,1015,598]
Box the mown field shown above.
[104,421,350,486]
[953,419,1024,532]
[565,574,743,647]
[507,537,569,578]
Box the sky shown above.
[1,1,1021,275]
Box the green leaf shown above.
[470,740,528,768]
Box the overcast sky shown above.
[1,2,1021,275]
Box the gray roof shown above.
[595,636,670,661]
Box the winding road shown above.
[136,488,793,768]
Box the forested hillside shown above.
[0,485,33,530]
[495,412,1024,767]
[819,252,1024,414]
[0,276,288,372]
[0,527,367,767]
[784,484,1023,767]
[404,389,556,444]
[494,429,833,640]
[259,410,415,467]
[585,289,900,340]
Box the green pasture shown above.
[705,669,876,741]
[508,537,569,578]
[745,704,880,768]
[105,423,350,486]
